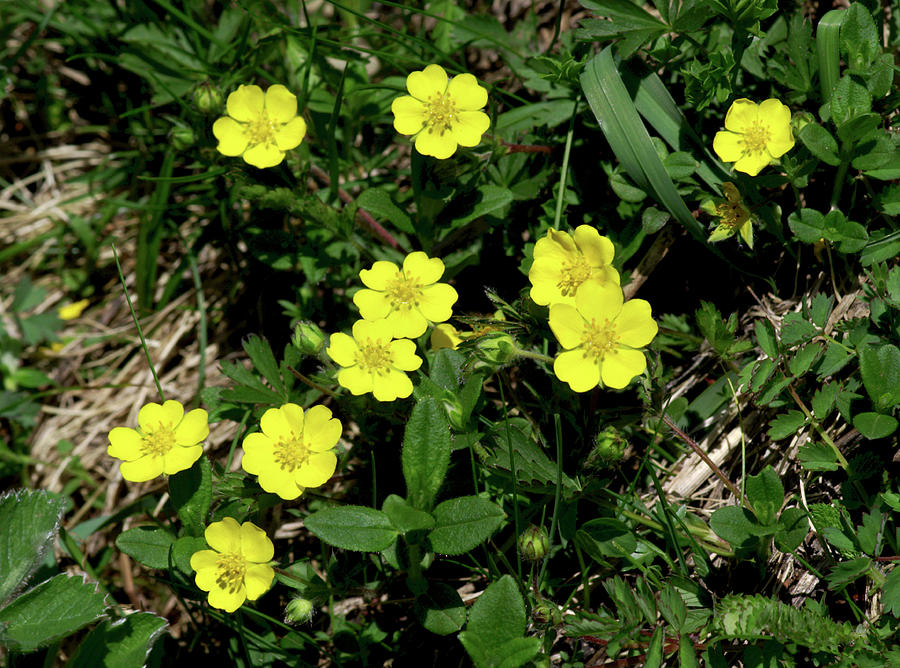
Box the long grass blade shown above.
[816,9,846,102]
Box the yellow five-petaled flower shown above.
[707,182,754,248]
[354,251,458,338]
[712,98,795,176]
[107,400,208,482]
[190,518,275,613]
[213,84,306,169]
[326,319,422,401]
[529,226,620,307]
[391,64,490,159]
[549,282,658,391]
[240,403,341,500]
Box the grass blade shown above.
[816,9,846,102]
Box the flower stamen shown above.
[215,553,248,594]
[741,122,770,157]
[583,318,618,361]
[357,338,393,375]
[141,427,176,456]
[557,257,593,297]
[385,276,422,311]
[424,92,457,135]
[246,111,277,146]
[273,437,309,472]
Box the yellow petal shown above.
[406,64,448,100]
[212,117,249,156]
[240,521,274,563]
[264,84,297,124]
[261,405,295,442]
[765,121,795,159]
[450,110,489,148]
[732,153,770,176]
[417,283,457,323]
[541,229,577,257]
[207,585,246,613]
[391,96,426,135]
[174,408,209,445]
[295,451,337,487]
[389,338,423,372]
[738,219,754,249]
[723,98,758,133]
[281,403,305,436]
[274,117,306,151]
[190,549,218,575]
[402,252,444,285]
[257,466,302,500]
[600,348,647,389]
[227,84,264,123]
[58,299,89,320]
[431,323,462,350]
[554,349,600,392]
[385,308,427,338]
[373,369,413,401]
[326,332,359,367]
[120,456,164,482]
[360,260,401,290]
[529,260,568,307]
[353,289,392,321]
[107,427,143,461]
[139,400,183,432]
[548,304,584,349]
[575,281,623,323]
[242,143,285,169]
[244,563,275,601]
[573,226,615,268]
[447,73,487,110]
[758,99,791,130]
[414,129,457,159]
[338,366,374,395]
[616,299,657,348]
[713,131,744,163]
[239,434,272,475]
[205,517,242,554]
[353,318,392,344]
[162,444,203,475]
[303,405,342,452]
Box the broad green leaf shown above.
[66,612,167,668]
[459,575,539,668]
[853,412,898,440]
[496,100,574,134]
[883,565,900,616]
[576,519,637,560]
[839,3,878,73]
[0,489,66,605]
[305,506,398,552]
[798,123,840,166]
[780,312,818,346]
[812,383,838,419]
[402,398,451,511]
[858,344,900,412]
[788,342,822,377]
[382,495,435,534]
[830,75,872,128]
[709,506,759,552]
[774,507,809,552]
[356,188,414,235]
[856,510,882,556]
[428,496,505,555]
[0,574,107,652]
[746,467,784,527]
[484,418,577,489]
[170,536,208,576]
[862,231,900,265]
[115,526,176,570]
[852,130,895,171]
[787,208,825,243]
[754,319,778,358]
[169,456,211,537]
[414,583,466,636]
[657,584,687,632]
[448,185,513,229]
[826,556,871,588]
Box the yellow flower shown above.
[549,282,657,391]
[240,403,341,500]
[353,251,458,338]
[713,98,795,176]
[326,319,422,401]
[391,64,490,159]
[58,299,89,321]
[529,226,620,307]
[430,323,464,350]
[107,400,208,482]
[213,84,306,168]
[707,182,754,248]
[190,518,275,613]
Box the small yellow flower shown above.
[549,282,657,391]
[353,251,458,338]
[107,400,208,482]
[391,64,490,159]
[713,98,795,176]
[58,299,89,321]
[190,518,275,613]
[529,226,620,307]
[430,323,464,351]
[326,319,422,402]
[213,84,306,168]
[240,403,341,500]
[707,182,754,248]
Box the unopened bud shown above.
[293,321,326,355]
[171,126,196,151]
[589,426,627,468]
[531,601,562,626]
[193,82,224,115]
[284,596,315,624]
[518,524,549,561]
[474,331,517,367]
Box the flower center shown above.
[356,338,393,375]
[741,122,770,155]
[141,426,176,456]
[386,276,422,311]
[273,437,309,472]
[582,318,618,360]
[715,201,749,228]
[246,111,277,146]
[424,92,457,135]
[557,257,593,298]
[215,553,246,594]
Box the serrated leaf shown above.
[242,334,286,398]
[428,496,505,555]
[0,574,108,652]
[812,383,838,419]
[0,489,66,605]
[402,398,451,511]
[797,442,840,471]
[169,456,211,536]
[754,319,778,358]
[66,612,167,668]
[115,526,175,570]
[414,583,466,636]
[883,566,900,616]
[826,556,871,588]
[780,312,818,346]
[356,188,414,235]
[856,510,882,556]
[858,344,900,412]
[767,411,806,441]
[789,343,822,377]
[305,506,398,552]
[484,418,576,489]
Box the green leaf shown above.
[0,574,107,652]
[402,398,451,511]
[780,312,817,346]
[862,231,900,265]
[170,536,207,576]
[484,418,577,489]
[641,206,670,233]
[797,441,840,471]
[851,130,896,171]
[746,467,784,527]
[858,344,900,412]
[787,208,825,243]
[428,496,505,555]
[830,75,872,128]
[168,456,211,536]
[115,527,176,570]
[767,411,806,441]
[449,185,513,228]
[356,188,414,235]
[66,612,167,668]
[775,507,809,552]
[243,335,286,399]
[789,343,822,377]
[816,9,845,102]
[576,519,638,560]
[414,583,466,636]
[798,123,841,166]
[812,383,838,419]
[826,556,871,588]
[856,510,882,555]
[839,3,878,73]
[754,319,778,358]
[866,53,895,98]
[657,584,687,632]
[709,506,759,552]
[0,489,66,605]
[459,575,540,668]
[382,495,435,534]
[883,565,900,616]
[304,506,398,552]
[853,412,898,440]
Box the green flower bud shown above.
[171,126,196,151]
[792,110,814,134]
[531,601,562,626]
[293,321,326,355]
[518,524,549,561]
[474,331,517,368]
[284,596,315,624]
[587,425,627,469]
[192,81,224,115]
